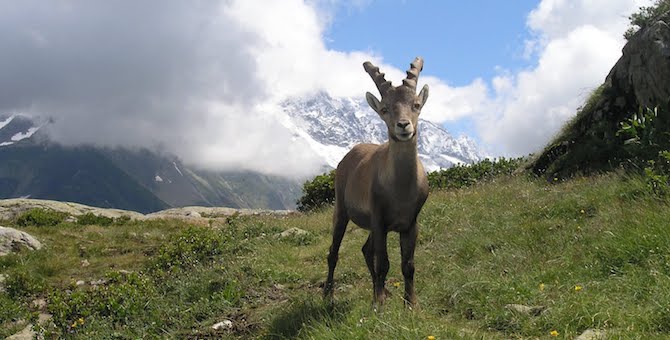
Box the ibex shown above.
[324,57,429,308]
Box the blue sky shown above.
[0,0,654,176]
[325,1,539,86]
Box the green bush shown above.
[295,159,524,212]
[16,208,68,227]
[77,212,114,226]
[617,105,670,196]
[296,170,335,212]
[625,0,670,39]
[47,271,156,334]
[152,227,229,272]
[4,270,45,300]
[427,157,524,190]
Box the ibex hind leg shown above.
[324,204,348,301]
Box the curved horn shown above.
[402,57,424,91]
[363,61,392,96]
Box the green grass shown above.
[2,173,670,338]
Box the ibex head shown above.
[363,57,429,142]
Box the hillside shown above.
[0,136,302,212]
[530,8,670,178]
[2,172,670,338]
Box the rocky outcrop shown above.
[0,198,144,221]
[530,10,670,177]
[145,206,294,220]
[0,198,296,223]
[0,226,42,256]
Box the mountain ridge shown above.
[278,91,487,171]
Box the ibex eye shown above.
[413,103,421,110]
[381,107,389,114]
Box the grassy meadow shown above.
[2,172,670,338]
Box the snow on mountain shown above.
[279,92,487,172]
[0,114,42,147]
[0,115,14,130]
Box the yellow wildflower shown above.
[393,282,401,288]
[550,330,559,337]
[539,283,545,291]
[427,336,436,340]
[575,285,583,291]
[580,209,585,214]
[78,317,85,325]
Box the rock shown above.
[186,210,202,218]
[6,313,52,340]
[276,227,310,239]
[505,303,547,316]
[32,298,47,310]
[81,259,90,267]
[6,324,34,340]
[0,226,42,256]
[212,319,233,331]
[0,198,145,221]
[90,278,108,286]
[0,198,296,223]
[76,280,86,286]
[575,329,606,340]
[0,273,6,292]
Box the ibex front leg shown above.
[372,224,389,308]
[324,205,348,301]
[400,224,418,308]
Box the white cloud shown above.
[2,0,486,179]
[5,0,649,176]
[474,0,655,156]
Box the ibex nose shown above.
[397,120,410,129]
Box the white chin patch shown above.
[395,130,414,141]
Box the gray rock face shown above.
[0,226,42,256]
[612,17,670,110]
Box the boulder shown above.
[504,303,547,316]
[0,226,42,256]
[276,227,310,239]
[575,329,606,340]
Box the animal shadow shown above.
[265,298,350,339]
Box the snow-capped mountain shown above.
[279,92,487,172]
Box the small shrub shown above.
[617,105,670,196]
[48,271,156,334]
[77,212,114,226]
[152,227,229,272]
[16,208,68,227]
[427,157,524,190]
[624,0,670,39]
[4,270,45,300]
[296,170,335,212]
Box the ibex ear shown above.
[365,92,383,114]
[418,84,429,111]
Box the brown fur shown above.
[324,57,430,308]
